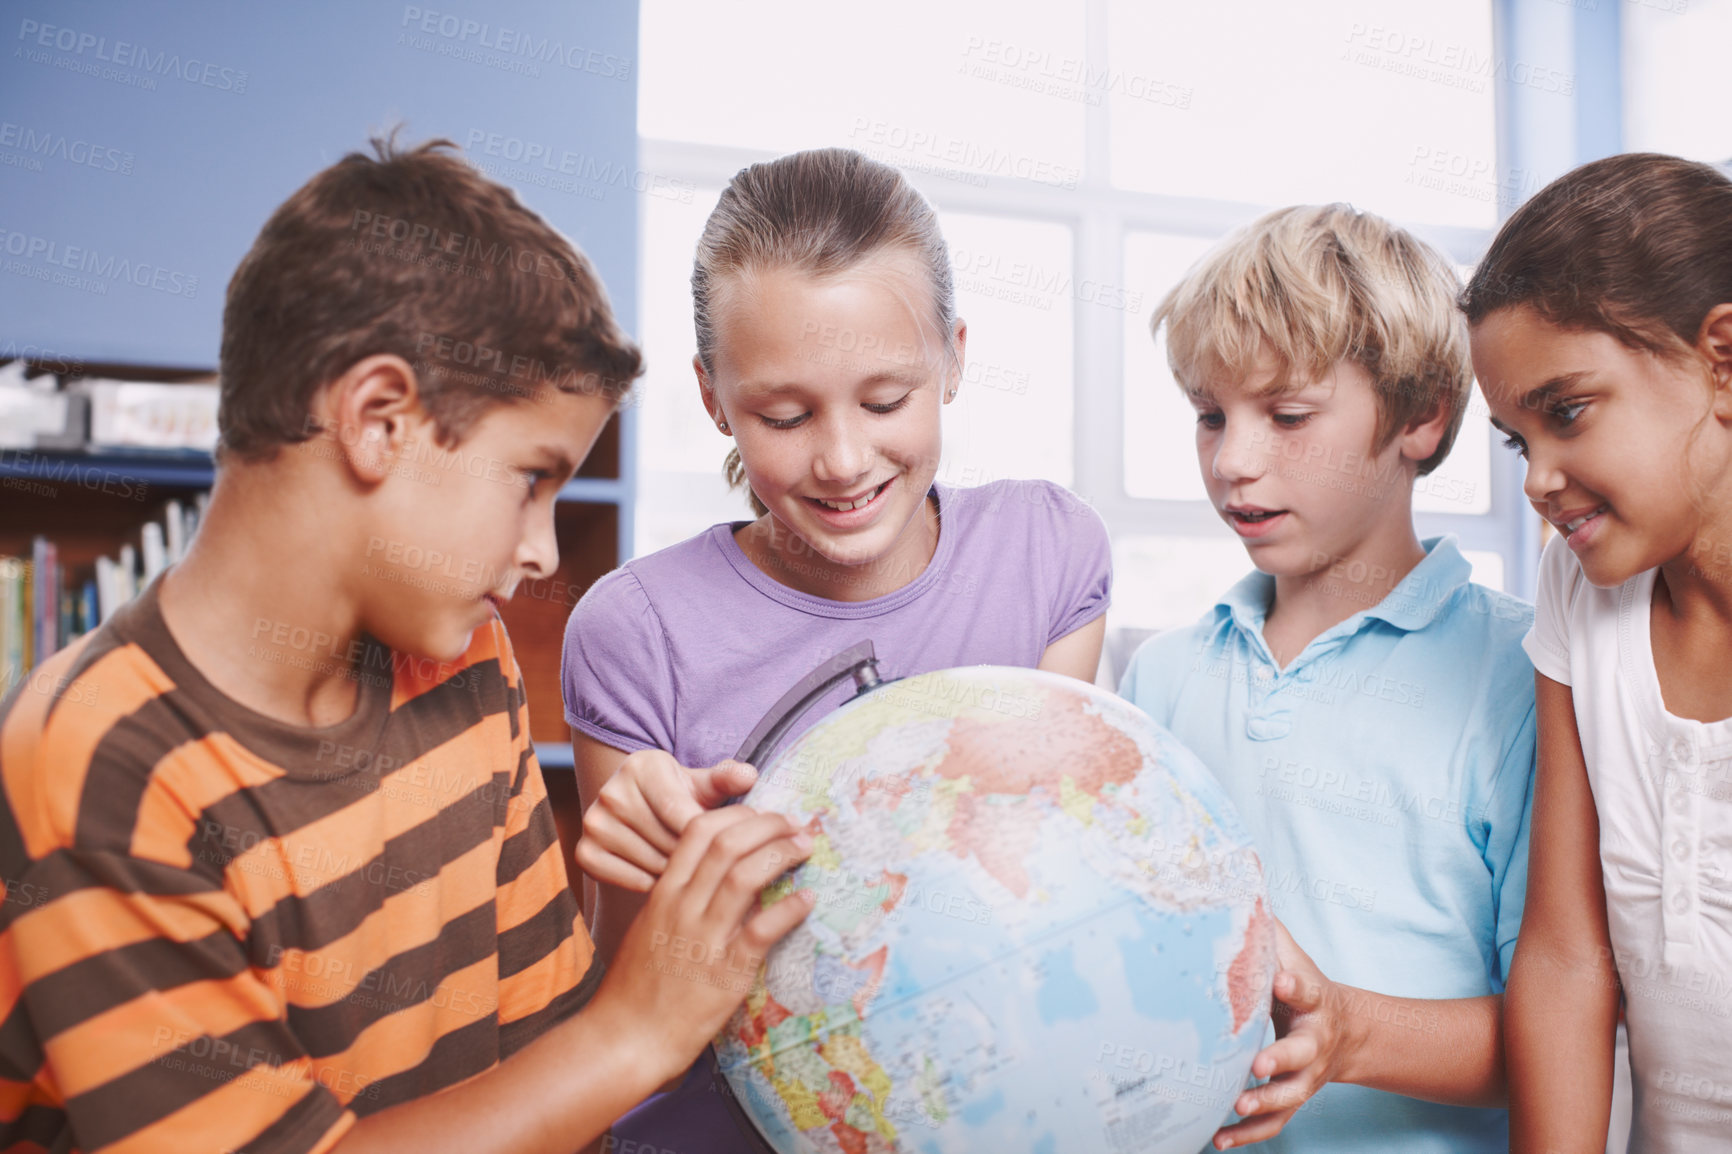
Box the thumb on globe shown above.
[693,760,759,808]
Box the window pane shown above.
[1624,0,1732,163]
[1413,415,1491,515]
[1111,535,1252,632]
[939,213,1076,487]
[640,0,1084,187]
[1415,264,1491,515]
[1107,0,1498,228]
[1122,232,1218,501]
[635,186,736,556]
[1461,549,1505,593]
[638,186,724,477]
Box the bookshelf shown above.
[2,363,636,903]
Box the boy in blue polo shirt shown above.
[1120,205,1535,1153]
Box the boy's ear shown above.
[1396,397,1455,466]
[315,354,426,485]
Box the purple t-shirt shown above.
[561,479,1111,1150]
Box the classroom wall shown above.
[0,0,639,367]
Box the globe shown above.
[715,666,1275,1154]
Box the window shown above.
[634,0,1527,649]
[1624,0,1732,164]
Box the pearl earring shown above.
[718,419,731,434]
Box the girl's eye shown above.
[522,470,552,498]
[1195,411,1224,431]
[1499,433,1528,459]
[1273,412,1312,428]
[1551,400,1586,426]
[761,412,810,430]
[864,393,913,415]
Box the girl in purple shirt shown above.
[561,147,1111,1151]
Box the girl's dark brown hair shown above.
[219,133,642,461]
[692,148,956,516]
[1460,152,1732,360]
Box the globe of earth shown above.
[714,666,1274,1154]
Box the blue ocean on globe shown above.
[715,666,1274,1154]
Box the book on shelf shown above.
[1,495,207,693]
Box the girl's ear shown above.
[1699,304,1732,407]
[945,319,969,403]
[694,355,724,428]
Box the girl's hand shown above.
[576,750,760,890]
[594,805,815,1086]
[1213,919,1361,1149]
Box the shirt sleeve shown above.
[1479,699,1538,986]
[560,567,677,755]
[10,850,355,1154]
[1034,482,1112,645]
[1523,534,1576,686]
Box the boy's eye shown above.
[864,393,913,416]
[1550,399,1586,426]
[1272,412,1312,428]
[1195,410,1224,431]
[761,412,809,430]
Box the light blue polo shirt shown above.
[1119,536,1536,1154]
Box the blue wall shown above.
[0,1,639,368]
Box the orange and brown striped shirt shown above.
[0,579,599,1153]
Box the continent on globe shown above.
[717,667,1274,1154]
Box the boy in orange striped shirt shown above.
[0,137,813,1154]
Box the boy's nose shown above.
[1212,423,1271,483]
[515,510,559,581]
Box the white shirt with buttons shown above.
[1526,534,1732,1154]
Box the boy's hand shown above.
[1213,919,1359,1150]
[577,751,759,891]
[591,805,814,1087]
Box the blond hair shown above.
[1150,204,1470,475]
[693,148,957,515]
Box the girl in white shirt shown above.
[1462,152,1732,1154]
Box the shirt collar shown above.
[1211,535,1474,639]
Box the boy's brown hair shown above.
[218,133,642,461]
[1151,204,1472,476]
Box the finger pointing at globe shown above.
[578,750,763,891]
